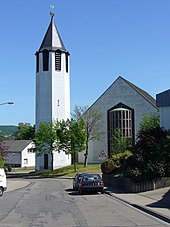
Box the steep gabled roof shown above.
[39,14,68,53]
[2,140,33,153]
[88,76,157,109]
[121,77,157,108]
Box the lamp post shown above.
[0,102,14,106]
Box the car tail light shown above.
[81,181,85,186]
[100,180,104,185]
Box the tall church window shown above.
[108,103,134,156]
[43,50,49,71]
[55,51,61,71]
[36,53,39,73]
[65,54,69,73]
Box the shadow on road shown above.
[147,189,170,209]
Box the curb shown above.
[105,190,170,225]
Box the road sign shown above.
[98,150,107,160]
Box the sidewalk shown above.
[105,186,170,224]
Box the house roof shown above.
[88,76,157,110]
[38,13,68,53]
[156,89,170,107]
[1,140,33,153]
[122,77,157,108]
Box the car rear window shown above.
[83,174,101,180]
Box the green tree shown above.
[58,119,86,172]
[126,114,170,181]
[0,141,8,168]
[72,105,103,167]
[34,122,59,171]
[111,128,130,155]
[14,123,35,140]
[139,114,159,131]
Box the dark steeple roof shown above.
[39,13,68,53]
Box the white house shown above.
[156,89,170,130]
[78,76,159,164]
[2,140,35,168]
[35,13,71,170]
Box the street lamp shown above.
[0,102,14,105]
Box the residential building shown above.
[3,140,35,168]
[156,89,170,130]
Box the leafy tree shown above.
[72,105,103,167]
[58,119,86,172]
[14,123,35,140]
[71,105,88,121]
[0,135,5,140]
[34,121,59,171]
[0,141,8,168]
[111,128,130,155]
[139,114,159,131]
[126,114,170,181]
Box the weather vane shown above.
[50,3,55,17]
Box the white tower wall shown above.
[35,14,71,170]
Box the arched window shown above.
[108,103,134,156]
[43,50,49,71]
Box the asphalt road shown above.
[0,178,169,227]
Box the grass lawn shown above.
[28,163,102,178]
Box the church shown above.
[78,76,159,163]
[34,12,167,169]
[35,13,71,170]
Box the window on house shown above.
[36,53,39,73]
[108,103,134,156]
[28,148,34,153]
[55,51,61,71]
[24,159,28,165]
[43,50,49,71]
[65,54,69,73]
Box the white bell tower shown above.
[35,13,71,170]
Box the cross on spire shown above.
[50,3,55,17]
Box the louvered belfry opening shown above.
[43,50,49,71]
[55,51,61,71]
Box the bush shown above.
[125,167,142,181]
[7,164,12,172]
[101,151,133,175]
[101,159,116,174]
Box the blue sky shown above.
[1,0,170,126]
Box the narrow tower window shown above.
[36,53,39,73]
[43,50,49,71]
[65,54,69,73]
[55,51,61,71]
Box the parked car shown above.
[0,168,7,196]
[73,172,89,190]
[78,173,104,194]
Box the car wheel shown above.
[0,187,3,196]
[101,189,104,194]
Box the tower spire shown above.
[38,4,68,53]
